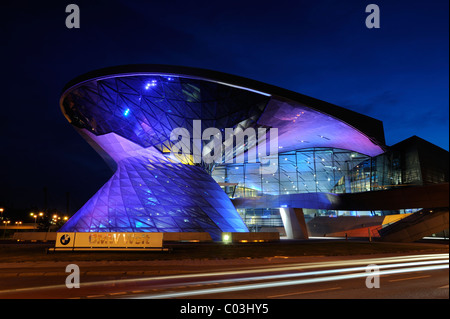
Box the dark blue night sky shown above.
[2,0,448,214]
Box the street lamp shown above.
[30,213,37,231]
[0,208,4,221]
[3,220,10,238]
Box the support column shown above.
[280,208,309,239]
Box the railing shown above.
[378,208,445,237]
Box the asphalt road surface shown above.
[0,253,447,300]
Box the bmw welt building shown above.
[58,65,449,242]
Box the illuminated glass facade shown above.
[211,147,386,227]
[59,132,248,240]
[62,73,268,172]
[59,65,397,239]
[59,71,272,240]
[212,148,374,197]
[214,138,448,229]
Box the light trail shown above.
[189,258,449,285]
[100,253,450,285]
[0,253,447,296]
[135,263,448,299]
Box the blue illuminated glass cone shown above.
[59,70,271,240]
[59,131,248,240]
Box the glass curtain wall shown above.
[211,148,376,197]
[211,147,419,230]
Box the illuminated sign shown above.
[56,232,75,248]
[55,232,164,250]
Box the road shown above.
[0,252,447,300]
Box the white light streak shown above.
[136,263,448,299]
[0,253,447,297]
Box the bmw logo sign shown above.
[60,234,71,245]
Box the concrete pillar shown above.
[280,208,309,239]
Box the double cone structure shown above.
[59,65,273,240]
[59,65,385,240]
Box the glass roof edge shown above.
[61,72,272,100]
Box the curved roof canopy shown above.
[60,64,386,165]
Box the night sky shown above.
[2,0,448,217]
